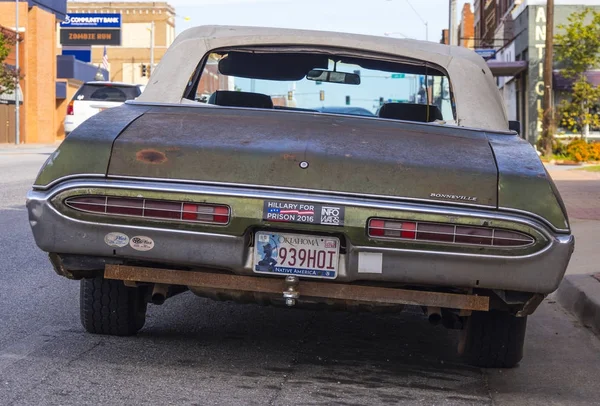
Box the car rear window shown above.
[187,49,456,123]
[75,84,141,102]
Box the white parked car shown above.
[64,82,144,135]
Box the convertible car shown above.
[27,26,574,368]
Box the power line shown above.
[404,0,426,25]
[404,0,428,41]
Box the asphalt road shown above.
[1,149,600,406]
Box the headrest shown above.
[378,103,443,123]
[208,90,273,109]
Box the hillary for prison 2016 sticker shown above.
[263,200,345,226]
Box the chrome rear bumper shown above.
[27,180,574,294]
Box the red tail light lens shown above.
[183,203,229,224]
[65,196,230,225]
[368,219,417,239]
[368,218,534,247]
[66,100,74,115]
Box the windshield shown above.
[191,51,455,122]
[75,84,141,102]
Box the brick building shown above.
[458,3,475,48]
[440,3,474,48]
[64,2,176,85]
[0,0,67,144]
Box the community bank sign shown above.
[61,13,122,28]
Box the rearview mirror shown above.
[306,69,361,85]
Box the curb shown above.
[556,274,600,335]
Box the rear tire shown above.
[80,276,147,336]
[461,310,527,368]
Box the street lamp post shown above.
[15,0,19,145]
[149,20,155,71]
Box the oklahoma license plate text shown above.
[253,232,340,279]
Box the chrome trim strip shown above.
[33,174,106,191]
[38,178,558,241]
[498,206,569,234]
[33,173,495,210]
[28,190,571,261]
[352,234,573,260]
[34,181,568,234]
[34,196,241,240]
[107,175,497,210]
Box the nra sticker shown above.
[104,232,129,248]
[129,235,154,251]
[263,201,345,226]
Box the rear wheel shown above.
[80,276,147,336]
[461,310,527,368]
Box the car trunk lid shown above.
[107,106,498,207]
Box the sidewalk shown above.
[547,165,600,335]
[0,143,60,155]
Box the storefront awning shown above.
[554,70,600,90]
[487,61,528,77]
[0,84,24,104]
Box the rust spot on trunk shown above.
[136,149,168,164]
[282,154,296,161]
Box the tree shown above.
[557,79,600,134]
[0,30,19,94]
[554,9,600,139]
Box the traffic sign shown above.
[474,49,496,60]
[391,73,406,79]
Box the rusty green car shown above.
[27,26,574,368]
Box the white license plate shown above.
[253,232,339,279]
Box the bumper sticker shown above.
[104,232,129,248]
[263,200,345,226]
[130,236,154,251]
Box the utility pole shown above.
[541,0,554,156]
[448,0,452,45]
[15,0,20,145]
[450,0,456,45]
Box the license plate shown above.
[253,232,339,279]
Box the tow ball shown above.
[283,275,300,306]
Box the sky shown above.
[172,0,472,41]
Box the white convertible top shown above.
[138,25,508,131]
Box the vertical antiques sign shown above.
[60,14,122,46]
[529,6,547,143]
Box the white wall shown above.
[121,23,152,48]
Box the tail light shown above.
[368,218,534,247]
[66,100,74,115]
[65,196,230,225]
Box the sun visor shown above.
[218,52,329,81]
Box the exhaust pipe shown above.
[427,306,442,325]
[151,284,169,305]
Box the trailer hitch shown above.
[283,275,299,306]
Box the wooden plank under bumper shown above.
[104,265,490,311]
